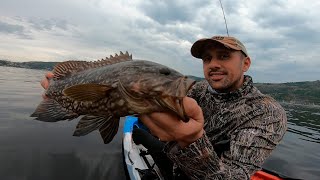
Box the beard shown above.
[206,69,243,93]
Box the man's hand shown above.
[140,97,204,148]
[40,72,54,99]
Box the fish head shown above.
[123,61,196,121]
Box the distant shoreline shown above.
[0,60,58,71]
[1,60,320,106]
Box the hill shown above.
[1,60,319,105]
[0,60,58,70]
[187,76,320,105]
[255,81,320,105]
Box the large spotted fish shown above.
[31,52,195,144]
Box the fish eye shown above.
[159,68,171,75]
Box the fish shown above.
[31,51,196,144]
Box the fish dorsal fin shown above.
[52,61,89,80]
[52,51,133,80]
[63,84,112,102]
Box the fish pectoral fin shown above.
[73,115,110,136]
[31,99,78,122]
[63,84,113,102]
[99,117,119,144]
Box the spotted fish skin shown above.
[31,52,195,144]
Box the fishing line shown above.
[218,0,229,36]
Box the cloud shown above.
[28,18,69,31]
[0,20,31,39]
[136,0,211,24]
[0,21,24,34]
[0,0,319,82]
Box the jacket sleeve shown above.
[164,103,287,180]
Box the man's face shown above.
[201,43,251,93]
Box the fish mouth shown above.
[177,76,196,97]
[161,77,196,122]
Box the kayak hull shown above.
[122,116,164,180]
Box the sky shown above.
[0,0,319,83]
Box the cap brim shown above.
[191,38,242,59]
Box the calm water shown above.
[0,66,319,180]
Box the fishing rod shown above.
[218,0,229,36]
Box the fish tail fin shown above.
[30,99,78,122]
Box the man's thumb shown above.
[183,97,203,122]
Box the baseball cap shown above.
[191,36,249,58]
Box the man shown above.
[135,36,287,179]
[41,36,287,179]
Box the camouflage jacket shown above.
[164,75,287,180]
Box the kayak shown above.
[122,116,297,180]
[122,116,165,180]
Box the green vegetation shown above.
[1,60,319,105]
[187,76,320,105]
[255,81,320,105]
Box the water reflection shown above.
[0,67,126,180]
[0,149,125,180]
[262,103,320,179]
[285,103,320,143]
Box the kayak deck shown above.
[251,170,283,180]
